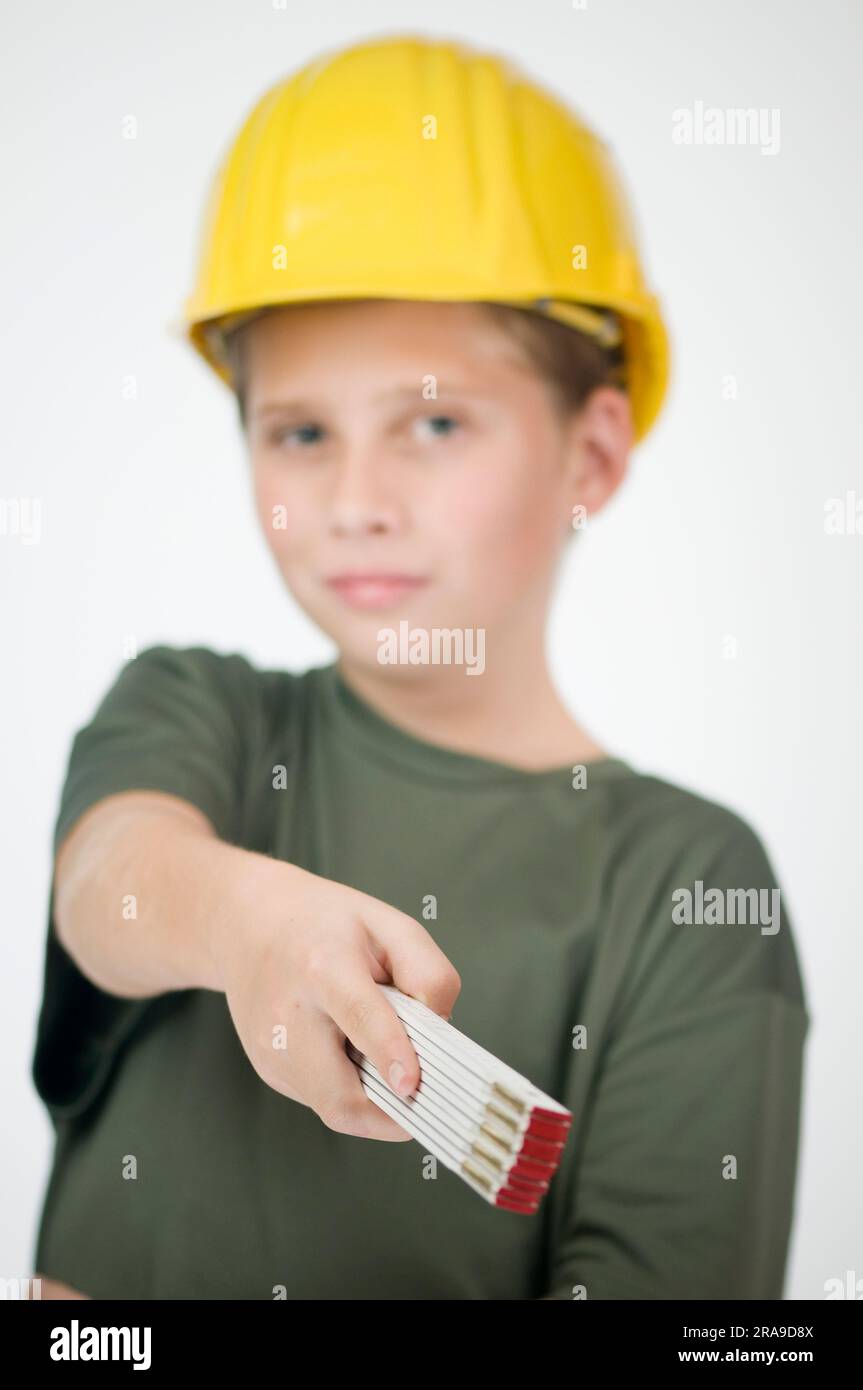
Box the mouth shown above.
[324,573,430,610]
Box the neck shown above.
[334,622,606,771]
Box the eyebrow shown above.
[251,382,493,420]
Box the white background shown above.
[2,0,860,1299]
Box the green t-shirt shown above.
[31,645,809,1300]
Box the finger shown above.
[266,1002,413,1141]
[359,899,462,1018]
[316,966,423,1100]
[336,1035,414,1142]
[32,1274,91,1299]
[306,1021,415,1141]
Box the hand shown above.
[30,1273,91,1299]
[214,857,461,1141]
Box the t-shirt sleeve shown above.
[541,808,810,1300]
[31,643,256,1125]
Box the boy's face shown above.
[242,299,630,674]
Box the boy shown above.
[31,34,808,1299]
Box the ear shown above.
[563,386,634,521]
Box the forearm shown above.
[53,793,278,999]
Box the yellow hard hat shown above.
[179,33,671,442]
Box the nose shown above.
[327,448,404,538]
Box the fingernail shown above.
[389,1060,411,1095]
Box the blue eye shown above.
[269,423,323,447]
[415,414,462,440]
